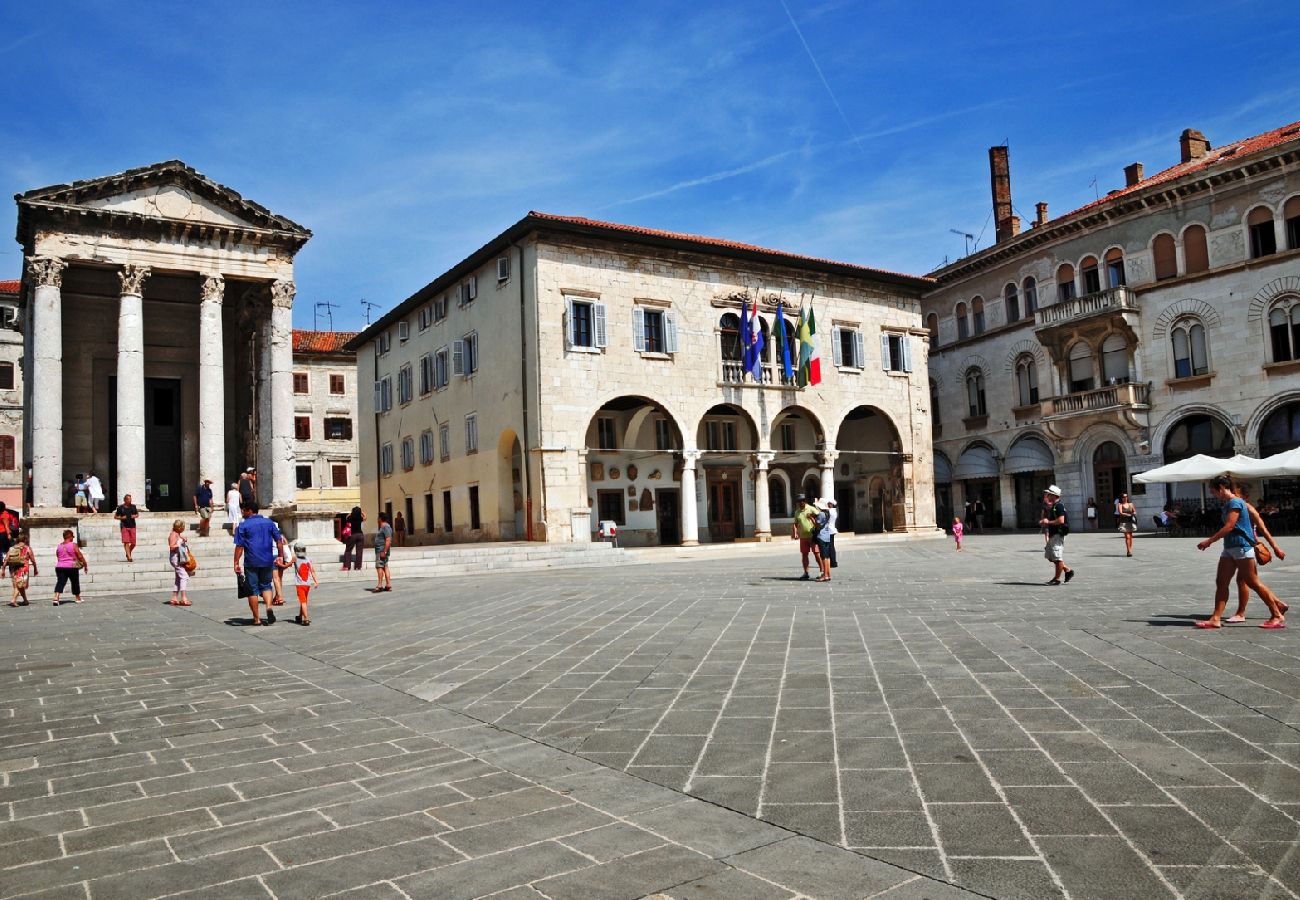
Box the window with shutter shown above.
[594,303,608,348]
[435,348,449,388]
[497,256,510,281]
[465,414,478,453]
[292,372,309,394]
[463,333,479,375]
[452,340,465,376]
[632,307,646,351]
[439,424,450,461]
[880,334,890,370]
[1,435,16,470]
[832,327,843,366]
[468,276,477,300]
[900,335,912,372]
[664,311,677,353]
[373,381,382,412]
[853,331,865,368]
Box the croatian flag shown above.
[744,298,765,381]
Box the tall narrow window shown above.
[468,486,481,530]
[925,312,939,348]
[1057,264,1076,301]
[965,370,986,417]
[654,418,675,451]
[768,477,788,519]
[1081,256,1101,294]
[1101,333,1129,384]
[971,297,985,334]
[1152,233,1177,280]
[1105,249,1126,287]
[1068,342,1095,392]
[424,493,434,533]
[1248,206,1277,258]
[929,380,940,427]
[955,302,969,340]
[1023,277,1038,315]
[719,313,741,360]
[642,309,666,352]
[1171,319,1209,377]
[443,490,453,533]
[0,435,15,470]
[1184,224,1209,273]
[597,416,617,450]
[1269,301,1300,363]
[1003,284,1019,323]
[0,362,14,390]
[1016,356,1039,406]
[1286,196,1300,251]
[465,413,478,454]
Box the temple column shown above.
[198,275,226,487]
[28,257,66,508]
[754,451,774,540]
[818,450,839,503]
[116,265,150,507]
[267,280,296,507]
[680,449,700,545]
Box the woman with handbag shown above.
[1117,493,1138,557]
[7,531,36,607]
[1195,476,1285,629]
[52,529,88,606]
[167,519,192,607]
[1225,484,1288,623]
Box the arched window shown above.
[1023,277,1038,315]
[1152,233,1177,281]
[1184,224,1209,273]
[926,312,939,348]
[719,313,741,360]
[1268,297,1300,363]
[1101,333,1129,384]
[0,361,13,391]
[1164,414,1234,463]
[1248,205,1277,258]
[1104,248,1126,288]
[955,302,969,340]
[1068,341,1095,392]
[769,475,789,519]
[758,317,772,362]
[1171,318,1209,378]
[965,369,986,417]
[1081,256,1101,294]
[1286,196,1300,251]
[1004,284,1019,322]
[1015,355,1039,407]
[1057,264,1076,302]
[971,297,985,334]
[1259,402,1300,456]
[803,476,821,501]
[930,378,941,426]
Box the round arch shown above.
[834,405,904,533]
[770,404,826,452]
[1149,404,1239,463]
[496,429,525,540]
[584,393,687,450]
[1246,390,1300,452]
[767,468,792,520]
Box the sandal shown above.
[168,600,180,606]
[1259,620,1286,629]
[1194,620,1222,629]
[178,600,192,606]
[52,600,59,606]
[1225,615,1247,623]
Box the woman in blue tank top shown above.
[1195,475,1285,629]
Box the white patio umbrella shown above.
[1132,454,1234,484]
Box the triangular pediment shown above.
[17,160,310,238]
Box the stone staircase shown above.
[34,513,628,596]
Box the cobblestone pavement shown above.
[3,531,1299,899]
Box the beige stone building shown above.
[291,330,361,520]
[0,279,21,510]
[923,120,1300,530]
[12,160,328,536]
[349,213,935,545]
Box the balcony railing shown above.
[721,360,798,386]
[1035,286,1137,328]
[1043,381,1150,417]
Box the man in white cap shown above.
[1038,485,1076,585]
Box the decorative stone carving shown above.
[626,464,638,480]
[118,264,151,296]
[200,274,225,303]
[28,256,66,288]
[609,467,620,480]
[640,488,653,510]
[271,279,296,308]
[629,501,639,512]
[648,469,662,480]
[590,462,604,481]
[626,485,636,497]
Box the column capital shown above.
[754,451,776,468]
[28,256,66,288]
[119,264,151,296]
[681,449,702,467]
[200,273,225,303]
[818,450,840,466]
[271,279,296,308]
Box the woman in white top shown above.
[226,483,241,530]
[85,473,104,514]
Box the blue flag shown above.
[739,298,753,379]
[747,298,765,381]
[775,300,794,381]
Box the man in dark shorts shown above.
[233,502,287,626]
[193,478,214,537]
[114,494,139,562]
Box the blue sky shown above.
[3,1,1297,331]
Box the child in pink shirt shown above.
[953,517,964,552]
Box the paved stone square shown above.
[3,530,1299,899]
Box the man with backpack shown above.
[1038,485,1076,586]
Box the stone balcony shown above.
[1034,286,1137,328]
[1034,286,1142,367]
[720,359,798,387]
[1042,381,1151,420]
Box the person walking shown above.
[193,479,215,537]
[792,495,818,580]
[233,503,287,626]
[1226,485,1288,623]
[1086,497,1098,531]
[114,494,140,562]
[370,512,394,592]
[342,506,365,571]
[813,502,834,582]
[7,531,36,606]
[74,476,88,514]
[953,516,964,551]
[291,542,319,625]
[1039,485,1075,585]
[51,529,87,606]
[1117,492,1137,556]
[85,472,104,514]
[972,498,985,534]
[239,469,257,509]
[825,499,839,569]
[0,501,16,559]
[394,511,407,547]
[1196,476,1285,629]
[167,519,192,607]
[271,527,292,606]
[225,482,241,532]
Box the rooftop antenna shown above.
[1089,176,1099,200]
[314,300,339,331]
[360,298,380,326]
[949,229,975,256]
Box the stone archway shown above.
[695,403,759,542]
[497,430,524,540]
[585,395,685,546]
[835,406,904,533]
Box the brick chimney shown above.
[1035,202,1049,226]
[1124,162,1144,186]
[1180,129,1210,163]
[989,146,1015,243]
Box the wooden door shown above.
[708,480,738,542]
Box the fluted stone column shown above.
[116,265,150,507]
[267,280,296,506]
[754,451,774,540]
[680,449,700,546]
[818,451,838,503]
[198,275,226,487]
[28,257,66,508]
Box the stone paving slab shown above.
[3,531,1299,897]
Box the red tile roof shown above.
[1068,119,1300,217]
[0,279,19,295]
[293,330,358,354]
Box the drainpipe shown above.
[371,343,381,520]
[514,241,535,541]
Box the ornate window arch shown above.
[1067,340,1095,392]
[1080,255,1101,294]
[1247,204,1278,258]
[955,301,969,340]
[1056,263,1076,301]
[1003,283,1019,323]
[719,313,741,360]
[1267,294,1300,363]
[965,368,986,417]
[1152,232,1177,281]
[1022,276,1038,315]
[1170,316,1209,378]
[971,296,986,334]
[1014,354,1039,407]
[1182,223,1209,273]
[1286,195,1300,251]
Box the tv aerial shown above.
[314,300,339,331]
[949,229,975,256]
[361,298,381,325]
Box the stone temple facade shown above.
[349,213,935,545]
[13,161,325,537]
[0,279,20,511]
[922,120,1300,530]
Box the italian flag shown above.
[797,304,821,387]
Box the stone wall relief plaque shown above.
[629,500,639,512]
[609,467,620,480]
[590,462,605,481]
[640,488,654,511]
[626,485,636,497]
[648,469,662,480]
[627,464,638,480]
